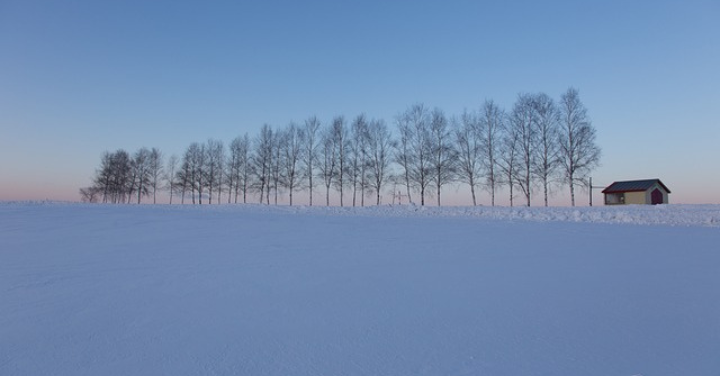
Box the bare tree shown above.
[253,124,274,204]
[79,187,92,203]
[176,150,193,204]
[182,143,207,204]
[93,151,114,203]
[228,134,252,204]
[301,116,321,206]
[147,147,163,204]
[498,120,520,207]
[179,148,192,204]
[394,113,414,205]
[410,105,433,206]
[510,94,537,206]
[114,150,133,203]
[531,93,561,207]
[318,124,338,206]
[349,114,370,206]
[395,104,433,205]
[204,139,224,205]
[454,110,483,206]
[176,150,192,204]
[270,130,284,205]
[238,134,253,204]
[429,108,456,206]
[331,116,349,206]
[366,119,394,205]
[280,123,303,206]
[131,147,152,204]
[195,143,208,205]
[479,100,504,206]
[165,154,179,204]
[225,140,239,204]
[79,187,101,203]
[558,87,601,206]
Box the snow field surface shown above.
[1,202,719,375]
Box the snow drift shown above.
[1,202,719,376]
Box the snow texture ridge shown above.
[5,201,720,227]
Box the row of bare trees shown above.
[81,147,164,204]
[82,88,600,206]
[385,88,600,207]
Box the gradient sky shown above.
[1,0,718,205]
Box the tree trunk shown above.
[266,184,270,205]
[490,176,495,207]
[509,183,514,207]
[404,170,412,205]
[309,174,313,206]
[352,182,357,207]
[470,177,476,206]
[437,184,441,206]
[339,184,344,207]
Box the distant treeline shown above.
[81,88,600,207]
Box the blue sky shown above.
[1,0,718,204]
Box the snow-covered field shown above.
[1,202,719,376]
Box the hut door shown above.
[651,188,663,205]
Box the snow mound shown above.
[10,201,720,227]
